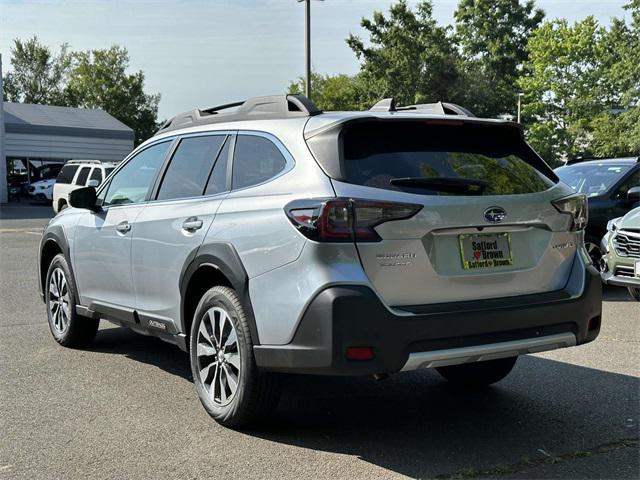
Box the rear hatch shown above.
[305,117,581,307]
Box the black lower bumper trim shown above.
[254,260,602,376]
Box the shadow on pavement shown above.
[88,325,639,479]
[603,285,637,303]
[0,202,54,221]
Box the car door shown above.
[131,133,232,331]
[73,140,173,317]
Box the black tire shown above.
[628,287,640,302]
[189,286,281,428]
[437,356,517,389]
[45,254,99,347]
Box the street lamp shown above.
[297,0,323,99]
[517,92,524,123]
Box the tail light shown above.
[552,194,588,231]
[285,198,422,242]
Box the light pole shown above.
[517,92,524,123]
[298,0,322,99]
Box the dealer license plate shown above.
[459,233,513,270]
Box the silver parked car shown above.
[38,95,602,427]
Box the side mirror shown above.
[69,186,100,212]
[87,179,100,188]
[627,186,640,204]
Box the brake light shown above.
[285,198,422,242]
[552,194,588,231]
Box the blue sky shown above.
[0,0,632,119]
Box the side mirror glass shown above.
[627,186,640,204]
[69,186,100,212]
[87,179,100,188]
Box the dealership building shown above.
[0,101,134,202]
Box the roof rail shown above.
[66,159,106,165]
[156,94,322,135]
[369,98,475,117]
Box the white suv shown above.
[53,160,118,213]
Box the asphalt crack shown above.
[434,437,639,479]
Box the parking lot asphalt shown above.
[0,204,638,480]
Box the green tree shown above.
[454,0,544,117]
[65,46,160,145]
[287,72,368,111]
[346,0,463,107]
[2,36,71,104]
[519,4,639,164]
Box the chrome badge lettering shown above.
[376,252,416,267]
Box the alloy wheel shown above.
[196,306,241,406]
[48,267,71,334]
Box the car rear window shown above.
[342,121,555,196]
[56,165,79,184]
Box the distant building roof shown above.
[3,102,134,140]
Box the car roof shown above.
[558,157,639,168]
[150,94,520,146]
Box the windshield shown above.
[342,121,555,196]
[555,163,633,197]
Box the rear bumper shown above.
[254,258,602,375]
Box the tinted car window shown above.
[342,122,554,196]
[556,163,633,197]
[157,135,225,201]
[103,141,171,206]
[204,137,230,196]
[56,165,79,184]
[75,167,91,186]
[105,167,115,177]
[89,167,103,185]
[232,135,287,189]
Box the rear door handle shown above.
[182,217,203,232]
[116,221,131,234]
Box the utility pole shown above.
[0,54,7,204]
[298,0,322,100]
[517,92,524,123]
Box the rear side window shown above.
[232,135,287,189]
[342,122,555,196]
[157,135,226,201]
[89,167,103,185]
[75,167,91,186]
[56,165,79,184]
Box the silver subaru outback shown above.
[38,95,602,427]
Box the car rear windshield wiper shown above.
[389,177,488,195]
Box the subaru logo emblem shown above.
[484,207,506,223]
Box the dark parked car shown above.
[555,157,640,263]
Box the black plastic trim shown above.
[179,242,260,344]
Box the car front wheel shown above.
[45,254,99,347]
[436,356,517,388]
[189,286,281,428]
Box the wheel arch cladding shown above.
[179,242,261,345]
[39,226,71,301]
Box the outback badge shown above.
[484,207,507,223]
